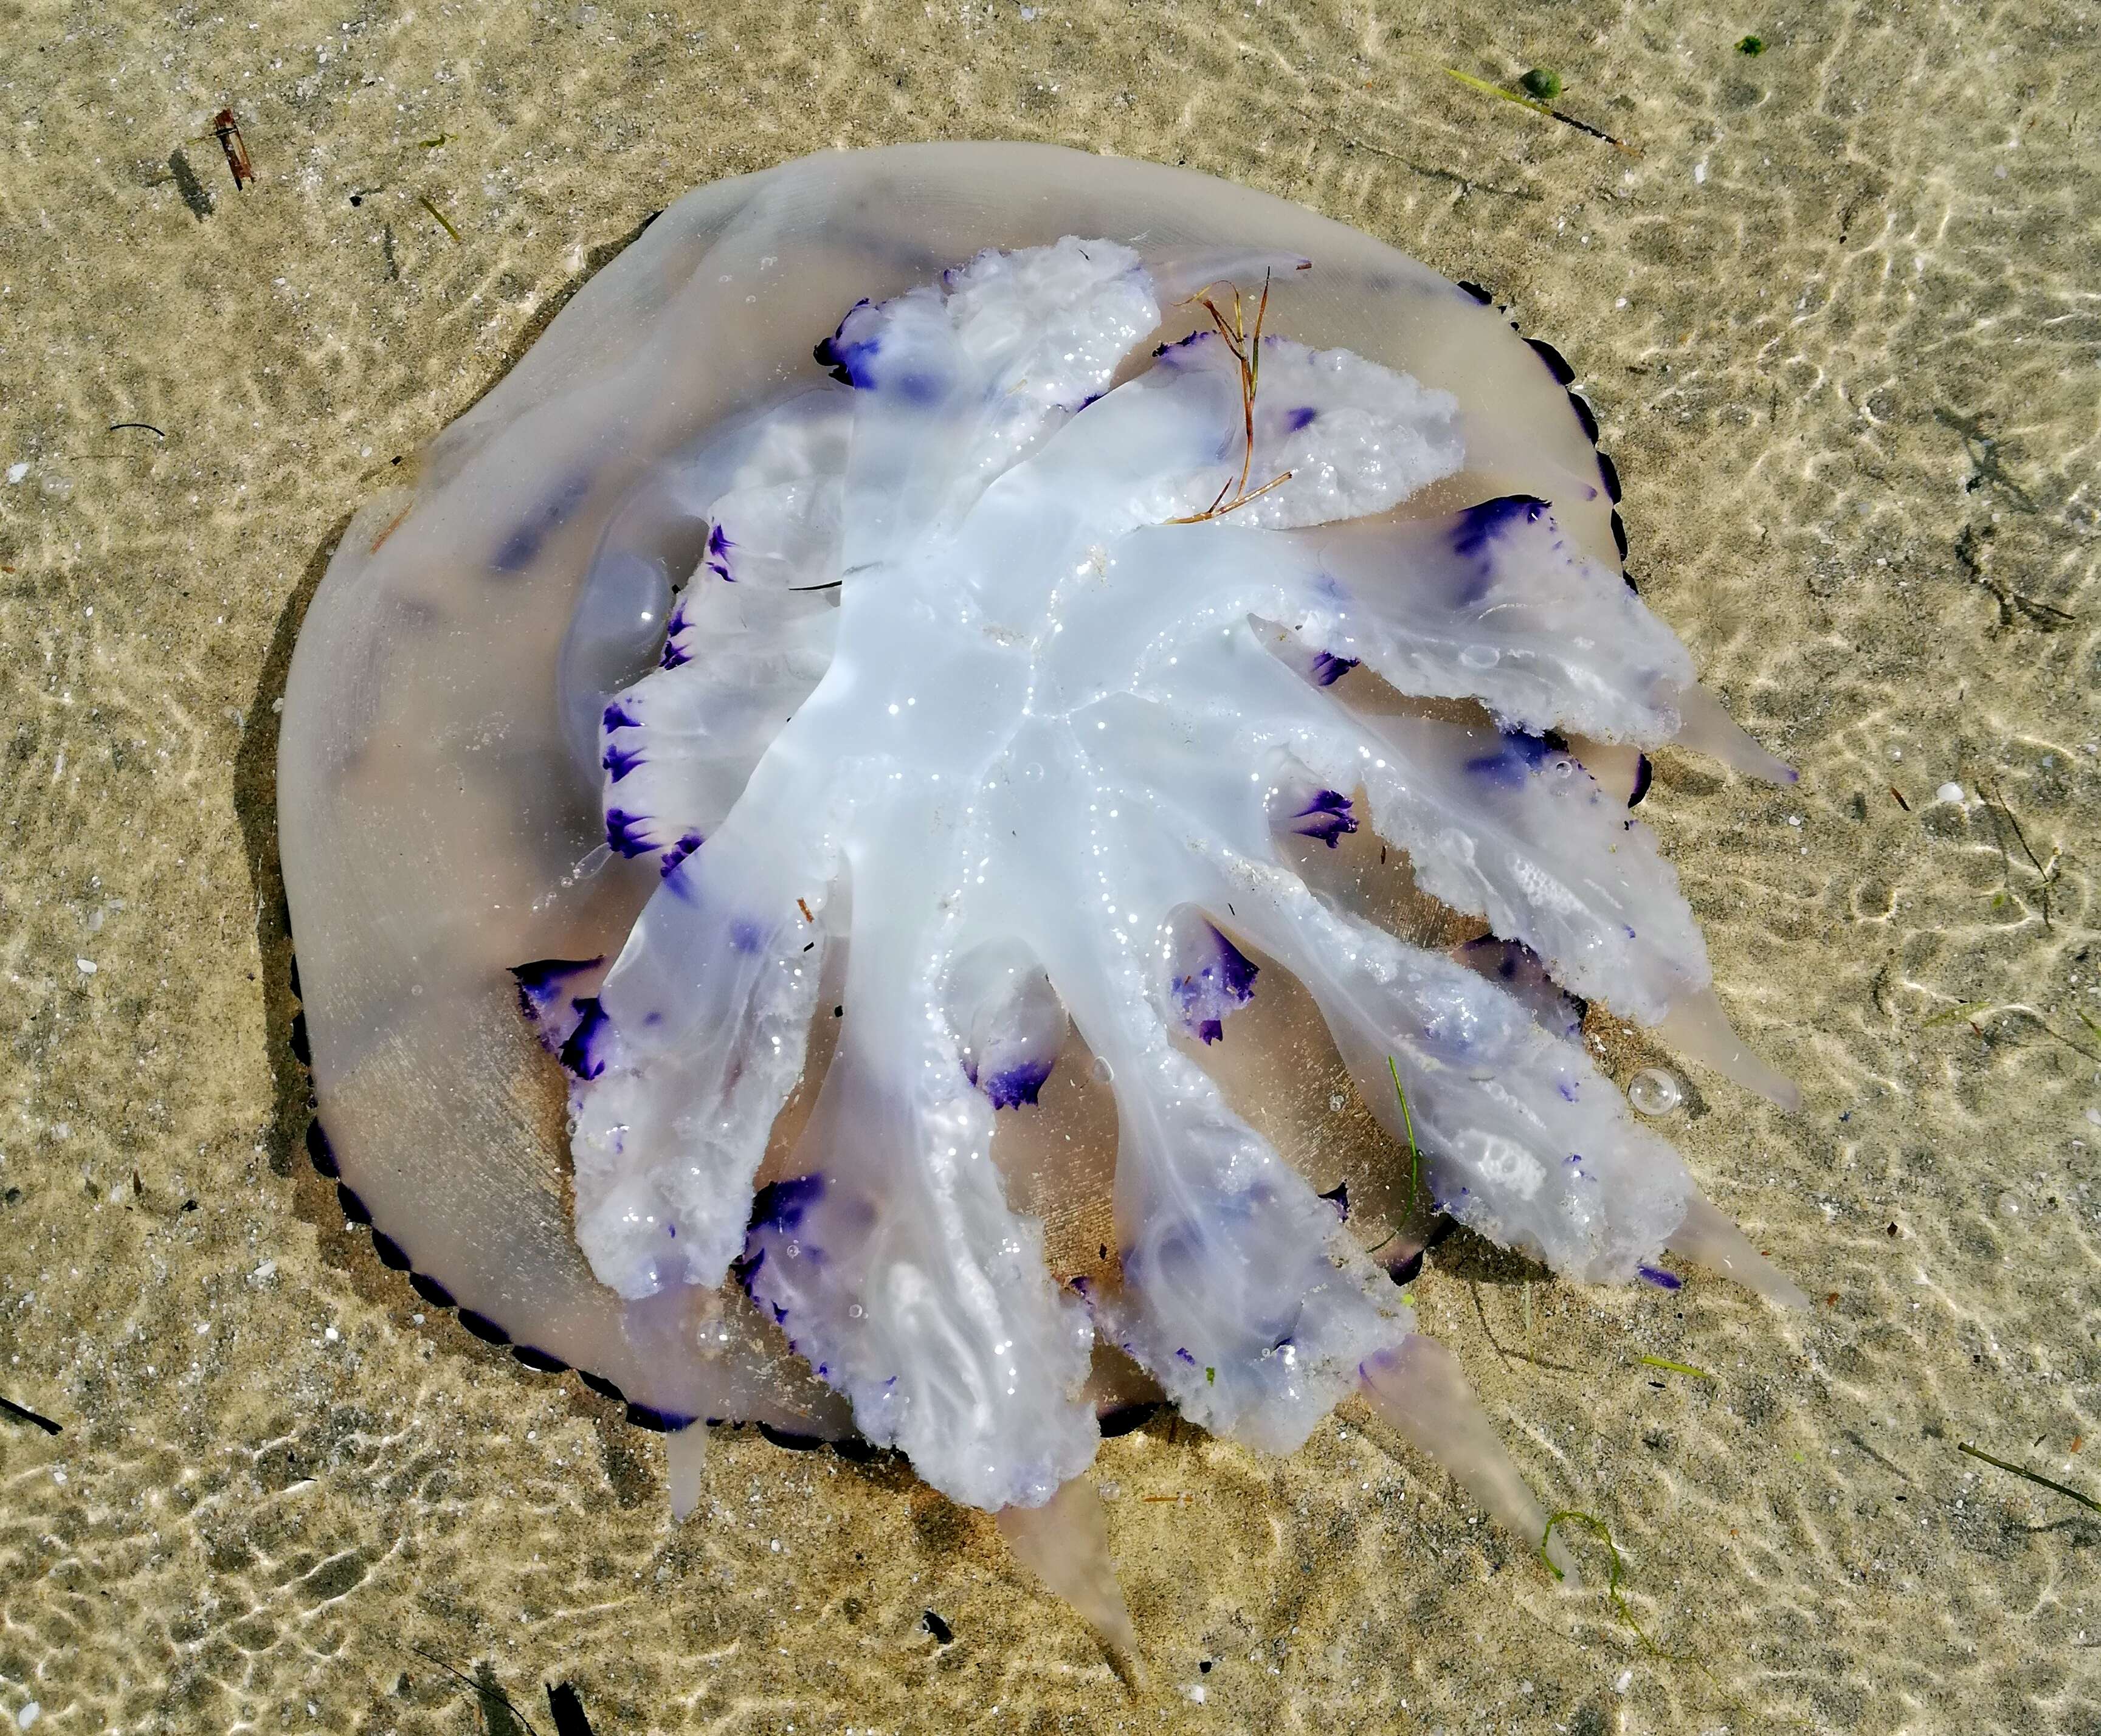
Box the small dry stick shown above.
[212,108,255,187]
[1163,274,1294,523]
[1978,774,2056,929]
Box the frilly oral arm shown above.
[1137,619,1793,1104]
[1080,667,1795,1296]
[737,828,1101,1514]
[987,732,1412,1458]
[567,795,837,1299]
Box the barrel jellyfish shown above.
[278,142,1805,1652]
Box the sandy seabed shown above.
[2,1,2099,1731]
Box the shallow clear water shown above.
[1,4,2096,1732]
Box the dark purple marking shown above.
[601,700,641,731]
[336,1182,370,1225]
[605,808,655,858]
[602,742,646,783]
[660,853,702,906]
[750,1173,826,1239]
[1382,1215,1458,1287]
[1306,649,1358,687]
[511,956,604,1013]
[813,299,881,388]
[704,521,736,582]
[458,1309,511,1346]
[1289,788,1357,847]
[1171,921,1258,1045]
[658,635,691,671]
[511,957,602,1056]
[371,1230,411,1271]
[558,998,612,1081]
[892,370,947,407]
[658,833,702,878]
[492,472,590,574]
[1174,1347,1198,1366]
[305,1118,339,1179]
[728,917,765,954]
[626,1402,696,1433]
[1558,1079,1579,1102]
[511,1344,569,1374]
[1451,494,1549,563]
[1636,1264,1683,1291]
[1464,730,1554,789]
[1527,337,1576,385]
[1150,330,1213,367]
[1318,1179,1350,1220]
[1283,405,1319,433]
[1627,754,1654,808]
[982,1056,1055,1110]
[410,1271,455,1309]
[1568,393,1599,444]
[1596,450,1623,503]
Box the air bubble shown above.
[1627,1068,1683,1116]
[1092,1056,1114,1084]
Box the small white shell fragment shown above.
[1935,781,1965,804]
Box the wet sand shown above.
[2,2,2098,1731]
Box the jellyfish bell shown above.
[278,142,1801,1656]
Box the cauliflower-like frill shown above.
[519,238,1803,1534]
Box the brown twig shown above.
[1978,774,2056,929]
[1164,274,1294,524]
